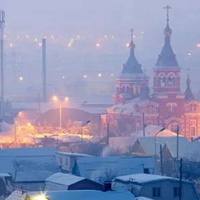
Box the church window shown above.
[121,86,125,93]
[191,105,196,112]
[190,126,196,137]
[168,75,175,87]
[160,76,166,87]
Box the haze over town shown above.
[0,1,200,200]
[1,0,200,102]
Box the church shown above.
[106,6,199,139]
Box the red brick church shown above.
[106,7,199,139]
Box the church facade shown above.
[106,10,200,139]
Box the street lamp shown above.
[154,127,165,158]
[81,120,90,146]
[52,96,69,128]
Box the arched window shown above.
[191,126,196,137]
[121,86,125,93]
[159,76,166,87]
[168,75,175,87]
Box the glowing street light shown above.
[154,127,165,158]
[81,120,90,146]
[52,96,69,128]
[30,193,49,200]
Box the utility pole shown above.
[106,122,110,145]
[0,10,5,118]
[142,112,145,137]
[160,144,164,175]
[176,125,180,161]
[179,158,182,200]
[42,38,47,102]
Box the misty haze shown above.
[0,1,199,200]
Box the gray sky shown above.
[1,0,200,36]
[1,0,200,99]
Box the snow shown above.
[56,152,92,157]
[0,173,12,177]
[135,136,188,156]
[137,197,154,200]
[27,190,135,200]
[5,190,27,200]
[114,173,178,184]
[0,147,56,157]
[0,148,60,183]
[73,156,157,183]
[46,173,85,186]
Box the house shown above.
[72,156,158,184]
[44,173,103,191]
[131,136,188,157]
[25,190,136,200]
[55,152,92,172]
[112,173,199,200]
[0,147,60,191]
[6,190,153,200]
[109,125,179,153]
[0,173,13,199]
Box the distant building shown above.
[112,173,199,200]
[106,8,200,139]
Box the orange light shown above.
[52,95,58,102]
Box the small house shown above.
[72,156,158,184]
[112,173,199,200]
[25,190,135,200]
[55,152,92,173]
[44,173,103,191]
[0,147,60,191]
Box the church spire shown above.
[184,74,195,102]
[121,29,143,74]
[155,5,179,68]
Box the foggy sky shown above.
[1,0,200,100]
[1,0,200,36]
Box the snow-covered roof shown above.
[5,190,27,200]
[46,173,85,186]
[0,173,11,177]
[27,190,135,200]
[114,173,181,184]
[56,152,92,157]
[137,197,154,200]
[72,156,157,183]
[107,99,158,114]
[109,136,136,153]
[109,125,180,153]
[131,125,180,137]
[135,136,188,156]
[0,155,60,182]
[0,147,56,157]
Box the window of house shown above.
[59,157,62,165]
[65,157,69,166]
[173,187,180,197]
[152,187,161,197]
